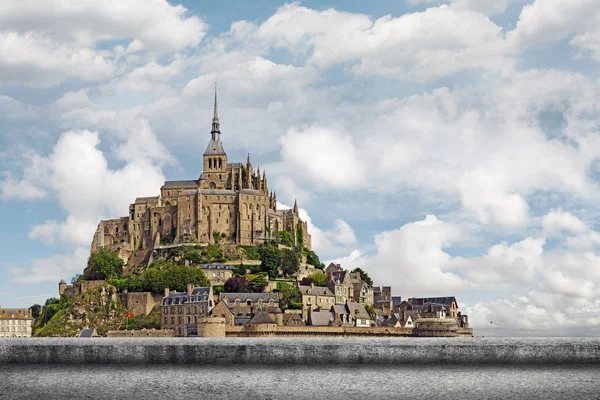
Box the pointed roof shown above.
[293,198,298,214]
[204,83,226,156]
[247,310,276,325]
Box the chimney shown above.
[187,284,194,295]
[355,271,360,280]
[164,288,170,297]
[310,282,314,288]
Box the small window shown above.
[204,196,207,200]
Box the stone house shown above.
[210,301,235,326]
[218,293,282,325]
[350,271,374,306]
[408,297,459,319]
[325,263,342,275]
[161,285,214,336]
[198,264,236,286]
[331,302,371,327]
[298,284,335,321]
[328,270,354,304]
[0,308,32,338]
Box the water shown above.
[1,338,599,399]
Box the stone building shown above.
[90,86,311,261]
[0,308,33,338]
[198,264,236,286]
[350,271,374,306]
[408,297,459,319]
[218,293,282,326]
[161,285,214,336]
[328,270,355,304]
[298,284,335,322]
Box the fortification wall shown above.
[120,292,158,316]
[197,318,226,337]
[2,338,599,365]
[106,329,174,338]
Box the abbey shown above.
[91,87,311,255]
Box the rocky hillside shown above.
[34,284,160,337]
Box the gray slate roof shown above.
[247,310,276,325]
[346,302,370,320]
[220,293,280,303]
[204,136,226,155]
[198,264,236,270]
[409,297,457,306]
[79,328,98,338]
[163,180,199,188]
[163,287,211,305]
[298,285,334,296]
[135,196,158,204]
[309,310,334,326]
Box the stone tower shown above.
[202,83,228,189]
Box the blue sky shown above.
[2,0,600,335]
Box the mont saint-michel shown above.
[91,87,311,256]
[19,88,471,339]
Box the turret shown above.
[293,199,299,215]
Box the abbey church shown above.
[91,87,311,257]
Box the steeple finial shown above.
[211,81,220,136]
[293,198,298,214]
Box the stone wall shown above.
[197,317,226,337]
[120,292,160,316]
[106,329,174,337]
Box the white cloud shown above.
[10,247,89,284]
[11,129,167,247]
[0,0,207,52]
[0,176,47,200]
[541,209,588,236]
[280,126,366,190]
[0,0,207,86]
[508,0,600,60]
[332,215,465,295]
[254,3,511,81]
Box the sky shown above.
[1,0,600,336]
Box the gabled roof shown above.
[220,293,279,303]
[79,328,99,338]
[309,310,334,326]
[298,285,334,296]
[162,287,211,305]
[331,270,348,284]
[247,310,276,325]
[346,302,370,320]
[283,313,305,326]
[409,297,457,307]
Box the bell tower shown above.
[202,82,228,189]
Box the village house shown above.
[218,293,282,325]
[161,285,214,336]
[307,308,336,326]
[198,264,236,286]
[328,270,354,304]
[0,308,33,338]
[331,302,371,327]
[298,284,336,321]
[350,271,374,306]
[408,297,459,319]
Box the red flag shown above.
[127,312,133,319]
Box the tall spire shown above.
[293,198,298,214]
[211,81,220,137]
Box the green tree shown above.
[247,273,269,293]
[276,282,301,310]
[234,262,248,277]
[304,249,325,269]
[277,231,293,247]
[212,230,222,244]
[351,267,373,286]
[84,248,124,280]
[142,263,209,293]
[308,271,327,286]
[258,244,280,279]
[296,225,304,250]
[30,304,42,320]
[279,248,300,277]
